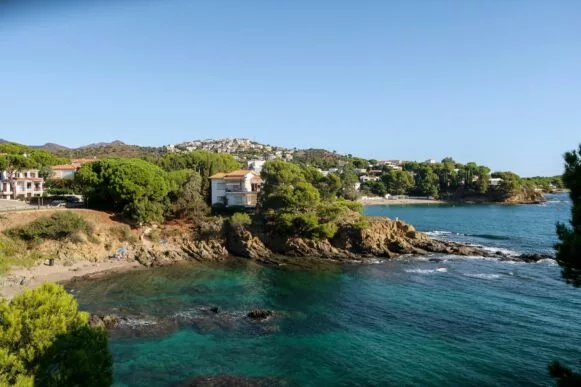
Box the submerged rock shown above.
[517,253,554,263]
[247,309,273,320]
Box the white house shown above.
[425,159,437,164]
[247,159,266,173]
[51,158,97,180]
[52,164,78,179]
[360,175,380,183]
[209,169,262,207]
[0,169,44,199]
[489,178,503,187]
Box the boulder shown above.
[247,309,273,320]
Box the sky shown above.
[1,0,580,176]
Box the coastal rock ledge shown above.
[131,217,549,266]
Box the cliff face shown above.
[501,189,544,204]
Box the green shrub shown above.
[0,283,112,386]
[4,212,92,244]
[353,219,370,230]
[230,212,252,227]
[314,222,338,240]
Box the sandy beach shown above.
[360,197,445,206]
[0,259,142,300]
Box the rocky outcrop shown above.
[225,223,271,259]
[126,216,545,265]
[39,212,548,270]
[221,217,542,263]
[502,189,544,204]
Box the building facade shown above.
[209,170,262,207]
[0,169,44,199]
[51,158,97,179]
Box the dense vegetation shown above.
[75,158,172,223]
[259,160,363,239]
[49,141,165,159]
[150,150,240,202]
[72,151,240,223]
[550,144,581,387]
[357,158,540,200]
[4,212,93,244]
[0,283,112,386]
[292,148,350,169]
[523,175,564,191]
[555,144,581,286]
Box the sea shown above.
[69,193,581,386]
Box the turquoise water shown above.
[69,193,581,386]
[365,193,572,256]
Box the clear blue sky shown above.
[1,0,579,176]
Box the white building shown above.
[360,175,380,183]
[425,159,437,164]
[0,169,44,199]
[247,160,266,173]
[209,170,262,207]
[489,178,503,187]
[51,158,97,180]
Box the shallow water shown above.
[69,193,580,386]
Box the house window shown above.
[30,172,35,178]
[251,183,259,192]
[27,182,32,189]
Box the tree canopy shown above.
[75,158,171,223]
[152,150,240,202]
[0,283,112,386]
[555,144,581,287]
[258,160,362,239]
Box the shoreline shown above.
[360,198,445,206]
[0,259,142,300]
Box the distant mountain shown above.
[78,140,127,149]
[31,143,70,152]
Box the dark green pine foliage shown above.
[555,144,581,287]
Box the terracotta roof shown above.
[52,164,79,170]
[209,172,227,179]
[209,170,259,179]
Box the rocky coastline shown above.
[0,209,552,300]
[129,216,550,267]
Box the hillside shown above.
[42,141,164,158]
